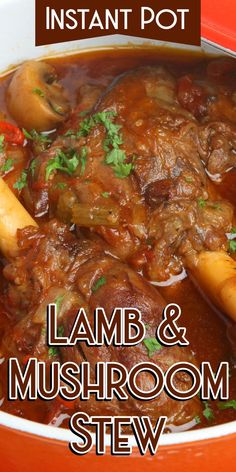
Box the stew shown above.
[0,48,236,432]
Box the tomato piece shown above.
[207,59,236,80]
[177,75,208,118]
[0,121,24,145]
[128,247,154,270]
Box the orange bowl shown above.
[1,412,236,471]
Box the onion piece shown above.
[187,250,236,322]
[72,203,120,227]
[0,177,37,258]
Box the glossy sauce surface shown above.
[0,47,235,430]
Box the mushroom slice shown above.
[7,61,71,132]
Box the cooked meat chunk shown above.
[22,65,234,281]
[198,122,236,176]
[1,54,236,431]
[1,220,201,425]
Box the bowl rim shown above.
[0,410,236,446]
[0,2,235,446]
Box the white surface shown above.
[0,0,235,447]
[0,0,234,74]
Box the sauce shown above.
[0,47,235,430]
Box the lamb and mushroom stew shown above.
[0,48,236,431]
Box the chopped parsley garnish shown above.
[228,227,236,253]
[93,111,132,178]
[198,198,207,209]
[29,159,36,176]
[202,401,214,421]
[92,276,107,293]
[218,400,236,411]
[1,158,14,173]
[51,104,64,115]
[78,112,111,137]
[46,149,79,180]
[56,182,67,190]
[58,325,64,337]
[23,128,52,145]
[33,87,45,97]
[0,134,5,152]
[13,169,28,191]
[23,129,33,140]
[101,192,110,198]
[195,416,201,425]
[79,110,89,117]
[64,129,76,138]
[229,240,236,253]
[48,347,59,358]
[80,146,87,175]
[46,147,87,180]
[65,111,133,179]
[143,337,162,358]
[55,295,64,313]
[105,148,133,178]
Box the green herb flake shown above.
[79,110,89,117]
[78,116,96,137]
[55,295,64,313]
[229,240,236,253]
[195,416,201,425]
[41,327,46,336]
[218,400,236,411]
[33,87,45,98]
[92,276,107,293]
[46,147,88,181]
[203,401,214,422]
[77,111,132,179]
[114,162,133,179]
[62,112,132,179]
[22,128,33,140]
[198,198,207,209]
[29,159,36,176]
[101,192,110,198]
[64,129,77,139]
[56,182,67,190]
[52,104,64,115]
[231,227,236,234]
[0,134,5,152]
[13,169,28,191]
[48,347,59,358]
[80,146,87,175]
[23,128,52,145]
[105,148,133,178]
[57,325,64,337]
[143,337,162,358]
[45,149,79,180]
[64,129,76,139]
[1,158,14,173]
